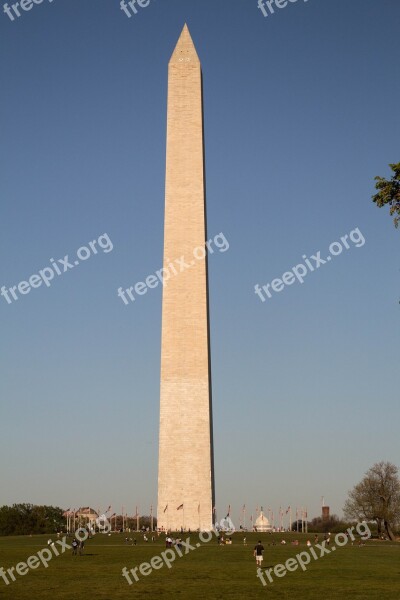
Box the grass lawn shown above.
[0,531,399,599]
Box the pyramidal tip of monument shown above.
[169,23,200,65]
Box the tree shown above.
[372,162,400,228]
[308,514,348,534]
[0,504,65,536]
[344,461,400,541]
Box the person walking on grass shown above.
[72,539,78,556]
[254,540,264,567]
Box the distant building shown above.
[322,506,330,521]
[254,510,272,532]
[63,507,99,533]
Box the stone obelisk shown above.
[157,25,214,532]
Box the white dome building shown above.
[255,509,272,532]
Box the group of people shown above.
[125,537,137,545]
[253,535,321,565]
[48,538,84,556]
[71,539,84,555]
[253,531,367,565]
[165,536,183,549]
[217,535,233,545]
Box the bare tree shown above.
[344,461,400,540]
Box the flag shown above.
[286,506,291,514]
[163,504,168,513]
[225,504,231,518]
[177,504,183,510]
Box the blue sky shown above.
[1,0,399,525]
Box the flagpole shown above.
[305,508,308,534]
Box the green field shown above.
[0,532,399,599]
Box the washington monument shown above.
[157,25,215,532]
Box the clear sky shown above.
[1,0,399,525]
